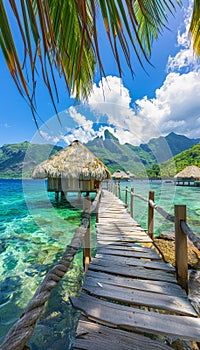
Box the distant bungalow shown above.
[32,140,111,197]
[112,170,135,181]
[174,165,200,186]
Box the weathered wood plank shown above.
[89,260,177,283]
[97,229,148,235]
[85,270,186,297]
[70,293,200,341]
[94,254,175,272]
[97,247,161,260]
[73,317,173,350]
[98,242,153,252]
[97,235,152,243]
[83,278,197,316]
[98,237,152,244]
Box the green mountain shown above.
[0,142,62,179]
[85,130,200,176]
[0,131,199,179]
[85,130,156,176]
[140,132,200,163]
[161,142,200,177]
[146,143,200,178]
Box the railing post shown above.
[148,191,154,239]
[130,187,134,218]
[118,181,121,199]
[96,189,101,224]
[83,196,91,272]
[125,186,128,205]
[174,205,188,293]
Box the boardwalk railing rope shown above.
[0,189,102,350]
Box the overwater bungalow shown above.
[112,170,131,181]
[126,171,135,180]
[32,140,111,197]
[174,165,200,186]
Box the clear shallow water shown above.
[0,179,200,348]
[119,180,200,237]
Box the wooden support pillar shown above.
[78,192,81,201]
[61,191,65,199]
[174,205,188,293]
[125,186,128,205]
[55,191,59,201]
[148,191,154,239]
[83,196,91,272]
[130,187,134,218]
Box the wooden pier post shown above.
[55,191,59,201]
[125,186,128,205]
[61,191,65,199]
[83,196,91,272]
[118,181,121,199]
[174,205,188,293]
[130,187,134,218]
[148,191,154,239]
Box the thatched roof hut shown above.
[174,165,200,179]
[174,165,200,186]
[112,170,130,180]
[32,140,111,192]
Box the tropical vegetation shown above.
[0,1,199,126]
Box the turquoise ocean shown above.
[0,179,200,349]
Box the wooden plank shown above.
[73,317,173,350]
[97,237,152,244]
[94,255,175,272]
[89,260,177,283]
[97,234,151,241]
[70,293,200,341]
[97,228,148,235]
[98,242,154,252]
[85,270,186,297]
[97,247,161,260]
[83,278,197,316]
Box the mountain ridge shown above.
[0,132,199,178]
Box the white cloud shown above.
[136,71,200,138]
[167,1,199,72]
[39,131,60,143]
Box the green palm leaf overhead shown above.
[0,0,198,125]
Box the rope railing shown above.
[107,181,200,293]
[0,189,102,350]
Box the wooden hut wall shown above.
[48,177,100,192]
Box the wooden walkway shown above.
[70,190,200,349]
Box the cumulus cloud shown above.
[136,71,200,138]
[167,0,199,72]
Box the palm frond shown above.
[0,0,184,126]
[189,0,200,56]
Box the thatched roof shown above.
[126,171,135,178]
[32,140,111,180]
[174,165,200,179]
[112,170,130,180]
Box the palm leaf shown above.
[0,0,187,126]
[189,0,200,55]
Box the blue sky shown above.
[0,0,200,147]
